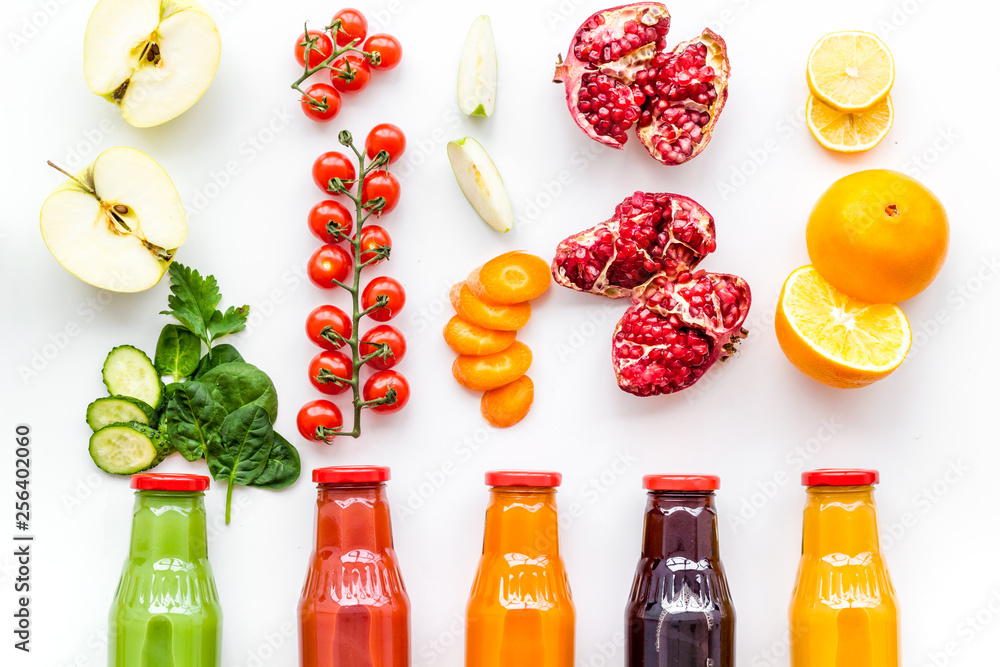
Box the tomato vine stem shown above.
[318,130,398,439]
[290,21,381,111]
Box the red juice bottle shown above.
[298,466,410,667]
[625,475,736,666]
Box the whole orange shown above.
[806,169,948,303]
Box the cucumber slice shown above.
[102,345,164,409]
[86,397,154,431]
[89,423,171,475]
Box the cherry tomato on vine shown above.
[364,34,402,70]
[300,83,342,122]
[297,400,344,443]
[308,200,354,243]
[312,151,356,194]
[362,276,405,321]
[360,325,406,370]
[332,8,368,47]
[308,244,353,288]
[365,123,406,164]
[357,225,391,265]
[309,350,353,395]
[363,370,410,413]
[295,30,333,68]
[361,172,400,214]
[330,55,371,94]
[306,304,353,350]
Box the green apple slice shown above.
[457,15,497,117]
[84,0,221,128]
[447,137,513,233]
[40,147,187,293]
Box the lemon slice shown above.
[806,94,892,152]
[807,31,894,112]
[775,266,911,388]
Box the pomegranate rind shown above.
[554,3,671,149]
[636,29,731,165]
[551,191,716,298]
[480,375,534,428]
[611,271,751,396]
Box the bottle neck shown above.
[641,491,720,561]
[482,487,560,556]
[802,485,880,556]
[315,483,394,552]
[129,491,208,561]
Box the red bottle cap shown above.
[643,474,720,491]
[485,470,562,488]
[802,469,879,487]
[313,466,391,484]
[131,473,210,492]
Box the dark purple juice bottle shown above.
[625,475,735,667]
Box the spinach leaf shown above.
[198,362,278,423]
[163,381,225,462]
[154,324,202,380]
[250,432,300,490]
[208,404,274,523]
[193,344,244,378]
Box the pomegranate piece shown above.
[553,3,730,165]
[551,191,716,298]
[612,271,751,396]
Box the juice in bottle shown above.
[466,470,575,667]
[108,473,222,667]
[625,475,735,667]
[790,469,898,667]
[299,466,410,667]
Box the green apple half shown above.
[40,147,187,292]
[84,0,221,128]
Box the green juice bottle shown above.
[108,474,222,667]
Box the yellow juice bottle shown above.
[790,469,898,667]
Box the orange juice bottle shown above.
[790,469,898,667]
[466,471,575,667]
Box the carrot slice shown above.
[452,342,532,391]
[443,315,516,356]
[480,376,534,428]
[467,251,552,304]
[450,282,530,331]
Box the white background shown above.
[1,0,998,665]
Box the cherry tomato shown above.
[295,30,333,68]
[364,34,402,70]
[300,83,342,122]
[306,304,353,350]
[332,8,368,47]
[312,151,356,194]
[362,276,405,321]
[357,225,391,265]
[308,244,353,288]
[365,123,406,164]
[308,200,354,243]
[361,172,400,214]
[363,369,410,413]
[297,400,344,443]
[309,350,353,395]
[360,325,406,370]
[330,55,371,94]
